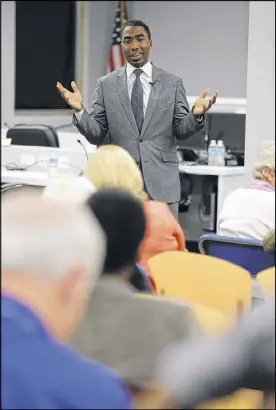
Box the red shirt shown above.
[138,201,187,290]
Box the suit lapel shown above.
[117,66,139,135]
[140,64,163,138]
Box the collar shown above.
[247,179,275,192]
[126,61,152,79]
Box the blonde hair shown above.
[253,140,275,181]
[42,176,96,205]
[84,145,148,201]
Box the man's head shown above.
[86,188,146,277]
[1,188,106,341]
[121,20,152,68]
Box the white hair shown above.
[253,140,275,180]
[42,176,96,205]
[2,188,106,290]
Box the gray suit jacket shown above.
[73,64,204,202]
[71,277,202,389]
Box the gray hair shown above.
[253,140,275,181]
[42,176,96,205]
[2,188,106,290]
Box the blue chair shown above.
[198,234,275,277]
[129,264,153,293]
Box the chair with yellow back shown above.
[257,267,275,297]
[148,251,252,317]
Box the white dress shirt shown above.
[126,61,152,115]
[75,61,153,121]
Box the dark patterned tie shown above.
[131,69,144,134]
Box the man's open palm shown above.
[56,81,83,112]
[193,88,218,115]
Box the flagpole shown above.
[120,1,127,64]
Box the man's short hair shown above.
[123,20,151,40]
[86,188,146,274]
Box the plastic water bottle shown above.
[208,140,217,166]
[216,140,226,166]
[48,153,59,177]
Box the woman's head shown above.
[84,145,148,201]
[253,141,275,187]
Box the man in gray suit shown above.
[71,188,202,391]
[57,20,217,219]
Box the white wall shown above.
[1,0,249,129]
[244,1,275,182]
[131,1,249,98]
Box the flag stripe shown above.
[113,45,122,70]
[107,1,128,74]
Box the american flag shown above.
[107,1,128,73]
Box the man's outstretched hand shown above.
[56,81,83,112]
[193,88,218,116]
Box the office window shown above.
[15,1,76,110]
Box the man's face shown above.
[121,26,152,68]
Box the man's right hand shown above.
[56,81,83,112]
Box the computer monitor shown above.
[208,113,246,152]
[176,118,208,150]
[177,113,246,153]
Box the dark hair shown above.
[86,188,146,274]
[123,20,151,40]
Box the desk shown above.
[178,164,245,242]
[179,164,245,218]
[179,164,244,177]
[2,165,245,220]
[1,169,78,187]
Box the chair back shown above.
[199,234,275,276]
[148,251,252,316]
[257,267,275,297]
[8,125,59,147]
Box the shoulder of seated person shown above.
[136,295,192,313]
[56,342,127,383]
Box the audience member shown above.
[43,173,151,293]
[157,298,275,408]
[72,188,202,392]
[42,175,95,204]
[1,189,131,409]
[84,145,187,287]
[218,141,275,239]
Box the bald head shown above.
[2,188,105,285]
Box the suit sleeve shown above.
[173,78,204,140]
[157,300,275,408]
[72,79,108,145]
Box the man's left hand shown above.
[193,88,218,116]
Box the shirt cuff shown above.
[74,108,84,122]
[192,106,204,123]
